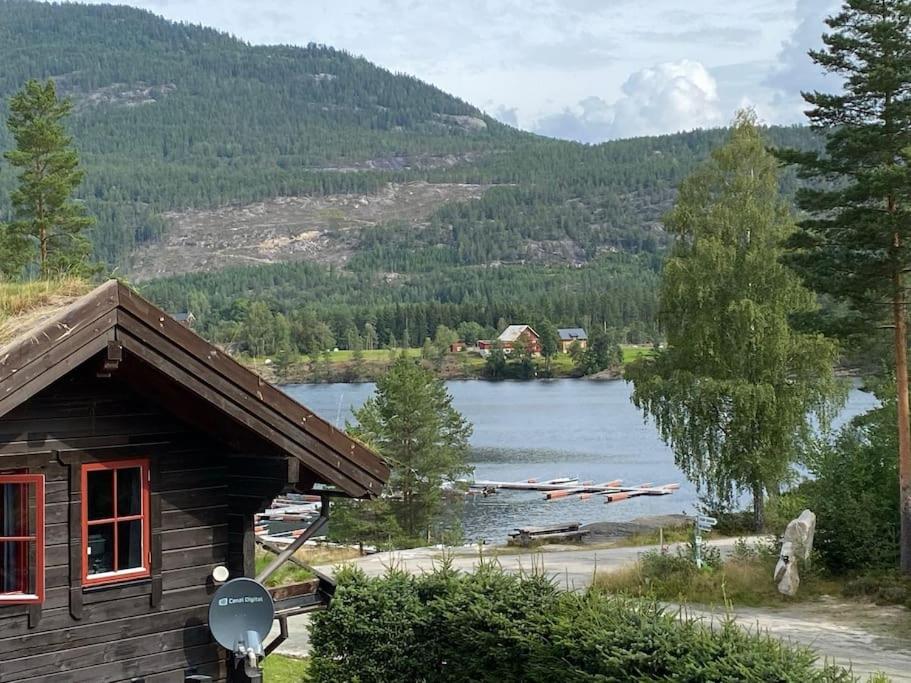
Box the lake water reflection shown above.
[284,379,879,543]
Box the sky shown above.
[82,0,843,142]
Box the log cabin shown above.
[0,280,389,682]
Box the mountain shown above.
[0,1,821,350]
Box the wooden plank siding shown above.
[0,281,389,681]
[0,281,388,497]
[0,367,287,682]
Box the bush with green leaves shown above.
[309,562,854,682]
[799,398,899,573]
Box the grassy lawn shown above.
[621,344,653,363]
[609,524,701,548]
[319,348,420,362]
[254,545,363,588]
[322,345,650,365]
[248,342,656,382]
[264,654,310,682]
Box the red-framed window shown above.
[0,473,45,604]
[81,459,150,587]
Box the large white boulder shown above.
[774,509,816,596]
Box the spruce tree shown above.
[778,0,911,570]
[628,112,842,530]
[3,79,94,278]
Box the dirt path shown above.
[686,600,911,681]
[272,540,911,680]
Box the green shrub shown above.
[730,535,780,564]
[842,572,911,607]
[641,548,697,578]
[309,563,854,682]
[598,539,794,607]
[535,592,852,682]
[697,500,757,535]
[765,490,811,533]
[802,399,899,573]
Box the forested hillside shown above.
[0,0,514,265]
[0,1,822,353]
[141,253,662,352]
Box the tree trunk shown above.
[39,226,47,278]
[752,479,764,532]
[892,271,911,573]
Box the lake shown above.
[283,379,879,543]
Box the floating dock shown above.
[469,477,679,504]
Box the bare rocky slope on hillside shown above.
[128,181,490,281]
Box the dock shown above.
[469,477,679,504]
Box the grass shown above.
[842,572,911,609]
[610,525,702,548]
[0,277,89,316]
[254,343,654,383]
[319,348,421,362]
[292,544,362,566]
[0,277,91,343]
[254,549,314,588]
[596,557,783,607]
[622,345,653,363]
[594,539,842,608]
[263,654,310,682]
[253,545,362,587]
[319,345,649,365]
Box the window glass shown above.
[117,520,143,570]
[0,474,44,604]
[86,523,115,575]
[116,467,142,517]
[0,541,27,594]
[86,470,114,520]
[83,461,148,584]
[0,482,26,537]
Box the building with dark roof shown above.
[557,328,588,353]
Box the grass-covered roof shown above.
[0,278,91,347]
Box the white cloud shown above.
[535,60,724,142]
[77,0,815,140]
[765,0,842,122]
[490,105,519,127]
[610,60,723,138]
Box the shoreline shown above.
[279,373,626,387]
[243,349,632,385]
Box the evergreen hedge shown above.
[309,563,854,682]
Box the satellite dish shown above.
[208,578,275,679]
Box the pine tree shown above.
[628,112,843,530]
[349,357,472,539]
[3,79,94,278]
[777,0,911,570]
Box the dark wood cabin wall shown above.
[0,371,288,683]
